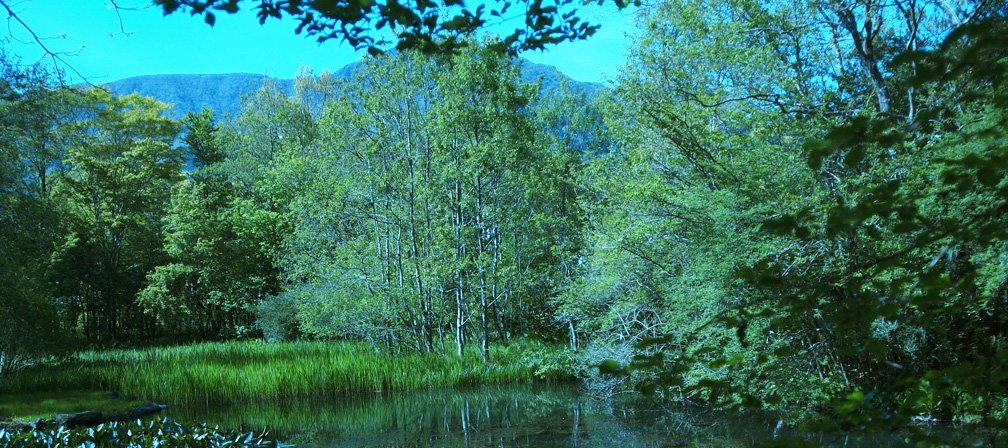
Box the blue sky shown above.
[2,0,636,85]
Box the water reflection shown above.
[166,385,971,447]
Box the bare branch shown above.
[0,0,92,86]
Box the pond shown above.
[163,384,969,447]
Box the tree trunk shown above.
[454,151,465,358]
[824,0,892,113]
[569,320,578,352]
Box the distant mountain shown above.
[519,61,605,97]
[104,73,291,119]
[103,59,605,120]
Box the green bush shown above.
[255,294,301,342]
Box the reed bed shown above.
[0,340,573,405]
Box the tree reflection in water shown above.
[166,385,964,447]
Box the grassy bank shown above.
[0,339,573,405]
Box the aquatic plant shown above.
[0,417,287,447]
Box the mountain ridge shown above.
[103,59,605,119]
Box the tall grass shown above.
[0,340,573,405]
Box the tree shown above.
[741,16,1008,436]
[566,0,833,411]
[218,80,317,205]
[183,108,225,168]
[139,180,285,338]
[280,52,446,350]
[264,44,586,357]
[431,41,566,360]
[140,97,290,339]
[51,88,183,343]
[597,0,1008,440]
[0,49,73,372]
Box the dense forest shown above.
[2,0,1008,445]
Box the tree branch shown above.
[0,0,92,86]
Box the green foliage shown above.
[583,2,1008,443]
[183,109,224,167]
[741,17,1008,433]
[153,0,626,55]
[558,0,827,409]
[0,417,284,447]
[137,87,296,339]
[270,44,587,356]
[3,39,600,355]
[6,3,1008,442]
[0,50,77,370]
[255,293,300,342]
[49,88,184,344]
[551,2,1008,442]
[139,179,284,338]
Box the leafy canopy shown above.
[154,0,637,55]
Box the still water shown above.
[166,384,975,447]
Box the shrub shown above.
[255,293,300,342]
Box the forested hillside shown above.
[102,60,605,119]
[2,0,1008,445]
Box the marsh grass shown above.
[0,339,572,405]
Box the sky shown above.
[1,0,637,85]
